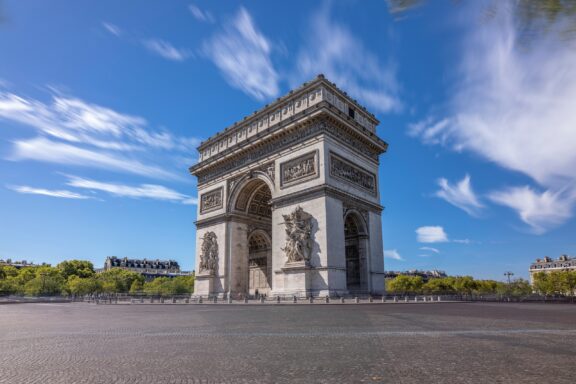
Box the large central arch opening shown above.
[233,178,273,297]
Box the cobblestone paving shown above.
[1,302,575,383]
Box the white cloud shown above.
[11,137,176,179]
[384,249,403,261]
[8,185,91,200]
[0,91,200,152]
[488,186,574,234]
[419,246,439,254]
[416,226,448,243]
[295,5,401,114]
[409,3,576,232]
[67,176,197,204]
[189,4,214,23]
[142,39,191,61]
[102,22,122,37]
[452,239,471,244]
[0,89,201,179]
[435,174,484,217]
[203,7,279,100]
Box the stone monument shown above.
[190,75,388,297]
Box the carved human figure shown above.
[199,232,218,274]
[281,206,312,263]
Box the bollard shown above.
[405,296,409,303]
[414,296,418,302]
[369,297,373,303]
[244,297,249,304]
[227,296,232,304]
[341,297,345,304]
[355,297,359,304]
[198,297,203,304]
[309,296,314,304]
[140,297,144,304]
[429,296,433,302]
[382,296,386,303]
[393,296,398,303]
[325,296,330,304]
[293,295,297,304]
[438,296,441,302]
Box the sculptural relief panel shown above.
[199,231,219,274]
[200,187,223,213]
[330,152,377,195]
[280,150,319,188]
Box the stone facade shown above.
[190,75,388,297]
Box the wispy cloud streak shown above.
[8,185,91,200]
[295,6,401,114]
[435,174,484,217]
[67,176,197,204]
[203,7,279,100]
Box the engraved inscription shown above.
[280,151,317,187]
[200,187,223,213]
[330,153,376,194]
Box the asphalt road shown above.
[1,302,575,383]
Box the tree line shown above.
[386,275,533,297]
[532,271,576,296]
[0,260,194,296]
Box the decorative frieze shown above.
[330,153,376,195]
[280,150,318,188]
[200,187,223,213]
[196,119,381,185]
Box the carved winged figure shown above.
[199,232,218,273]
[281,206,312,263]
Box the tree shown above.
[422,278,454,294]
[97,268,144,293]
[23,266,66,296]
[453,276,477,296]
[474,280,500,295]
[66,275,102,296]
[57,260,95,279]
[559,270,576,296]
[129,279,143,294]
[509,278,533,296]
[387,275,423,295]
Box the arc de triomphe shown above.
[190,75,388,297]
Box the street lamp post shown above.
[504,271,514,300]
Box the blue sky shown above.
[1,1,575,280]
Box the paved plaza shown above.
[1,302,575,383]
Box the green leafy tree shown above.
[453,276,478,296]
[473,280,498,295]
[57,260,95,279]
[422,278,455,294]
[66,275,102,296]
[387,275,423,295]
[97,268,144,293]
[509,278,533,296]
[129,279,144,294]
[23,266,66,296]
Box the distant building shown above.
[529,255,576,284]
[384,269,447,282]
[0,259,45,269]
[101,256,192,281]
